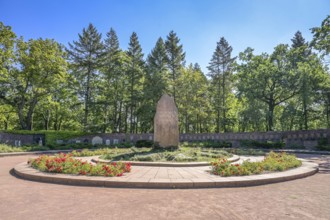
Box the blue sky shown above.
[0,0,329,73]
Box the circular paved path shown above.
[0,154,329,220]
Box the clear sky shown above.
[1,0,329,73]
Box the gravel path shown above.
[0,154,329,220]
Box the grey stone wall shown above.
[1,129,329,149]
[0,133,45,146]
[67,129,330,149]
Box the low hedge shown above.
[240,140,285,149]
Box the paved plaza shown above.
[0,154,329,220]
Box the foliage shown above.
[126,32,145,133]
[211,151,302,176]
[0,16,330,133]
[101,146,231,162]
[165,30,185,100]
[208,37,236,132]
[0,143,50,153]
[135,140,154,148]
[240,140,285,149]
[316,137,330,151]
[29,153,131,177]
[67,23,104,131]
[311,15,330,56]
[0,34,68,130]
[176,64,211,133]
[180,141,232,148]
[223,148,265,156]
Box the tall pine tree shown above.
[207,37,235,132]
[290,31,312,129]
[140,37,169,132]
[67,23,104,131]
[165,31,185,101]
[126,32,145,133]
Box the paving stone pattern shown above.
[1,154,329,220]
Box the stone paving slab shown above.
[14,159,319,189]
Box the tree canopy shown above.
[0,16,329,133]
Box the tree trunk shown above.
[43,109,50,130]
[222,67,226,132]
[84,64,92,131]
[4,120,8,130]
[54,106,58,130]
[118,101,122,132]
[124,104,128,133]
[268,100,275,131]
[303,102,308,130]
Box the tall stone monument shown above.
[154,94,179,148]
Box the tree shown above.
[311,15,330,57]
[67,23,104,131]
[126,32,145,133]
[290,31,312,129]
[207,37,236,132]
[100,28,129,132]
[237,46,300,131]
[140,37,169,132]
[165,31,185,101]
[0,38,68,130]
[0,22,16,76]
[176,64,210,133]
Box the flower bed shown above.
[211,151,302,177]
[28,153,131,177]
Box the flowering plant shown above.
[211,151,301,177]
[28,153,131,177]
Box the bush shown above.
[28,153,131,177]
[0,144,51,153]
[135,140,154,148]
[240,140,284,149]
[316,138,330,151]
[202,141,232,148]
[211,151,301,177]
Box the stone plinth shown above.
[154,94,179,148]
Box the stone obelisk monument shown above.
[154,94,179,148]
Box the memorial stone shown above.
[154,94,179,148]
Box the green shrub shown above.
[316,138,330,151]
[135,140,154,148]
[132,153,164,161]
[100,146,231,162]
[0,144,51,153]
[224,148,265,156]
[201,141,232,148]
[240,140,284,149]
[0,144,25,153]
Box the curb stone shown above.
[14,161,318,189]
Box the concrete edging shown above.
[2,149,330,158]
[92,155,240,167]
[13,161,318,189]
